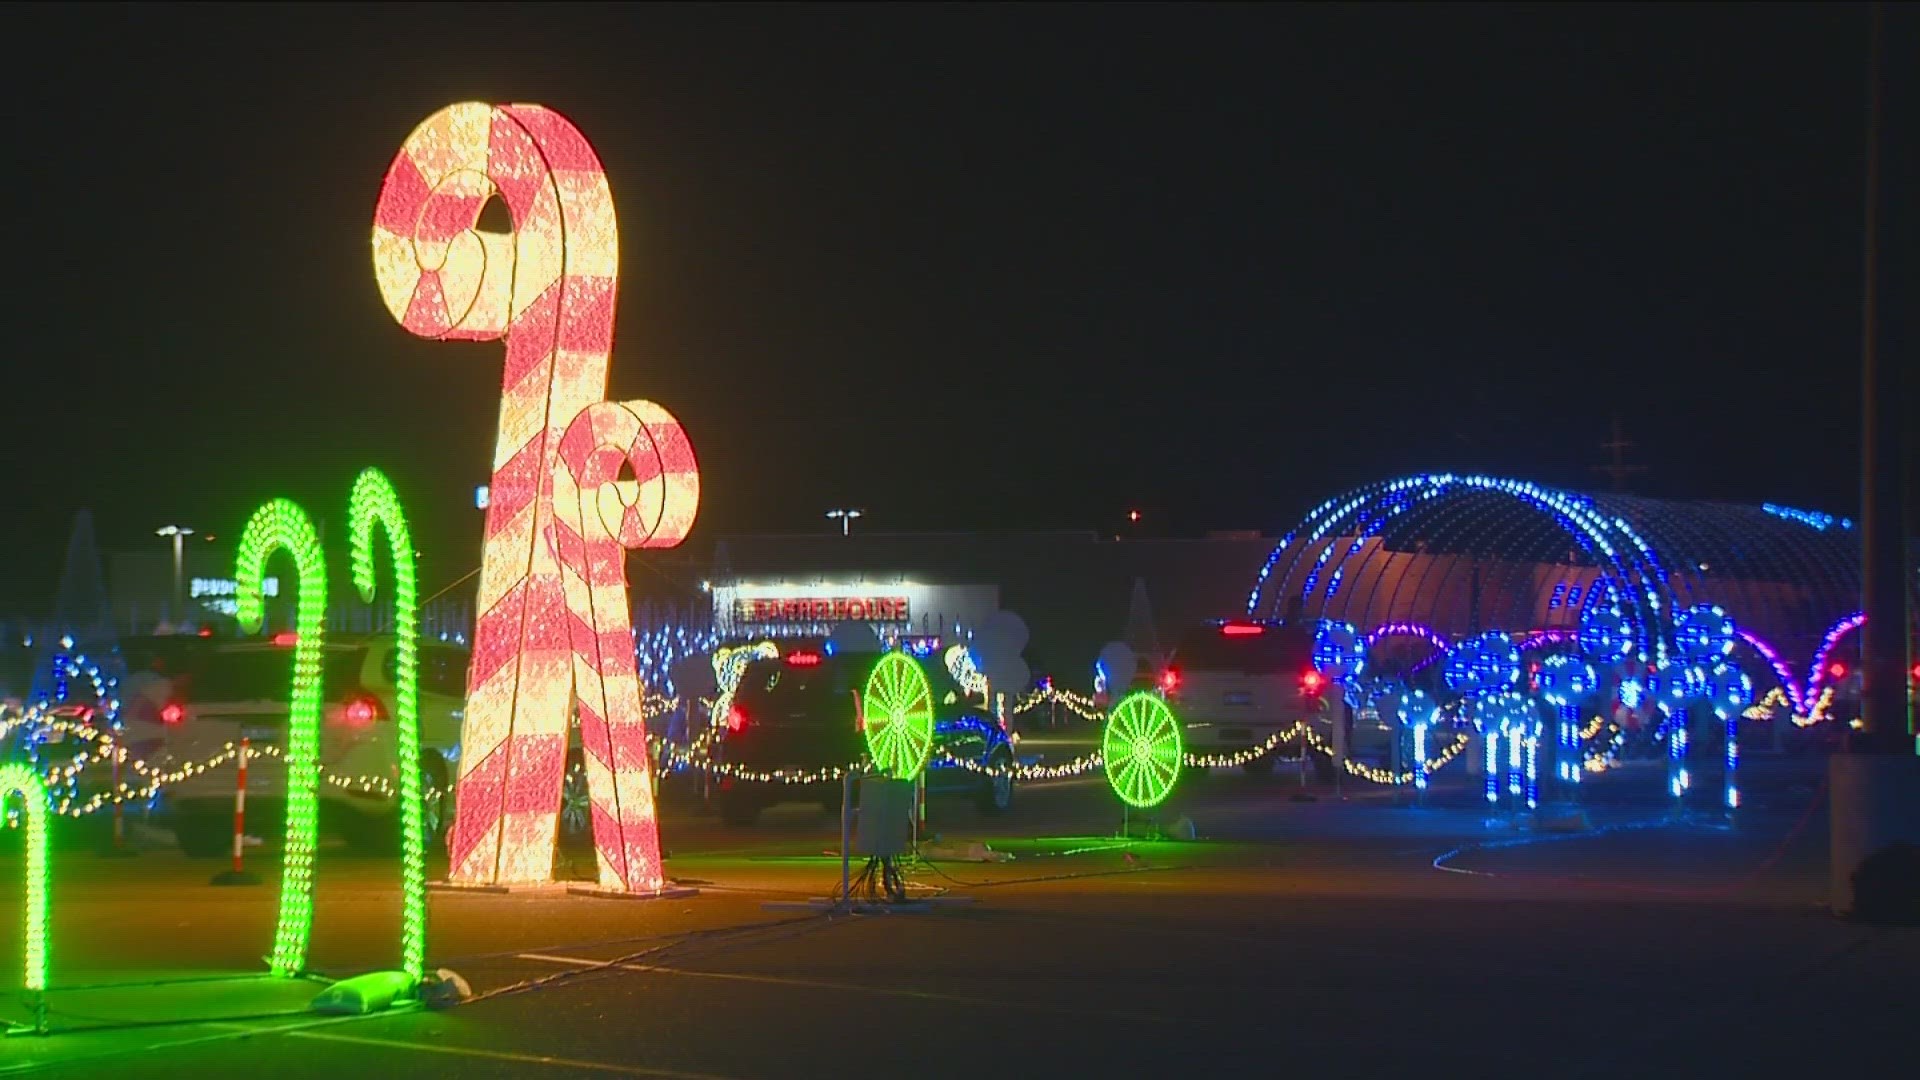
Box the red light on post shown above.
[1301,670,1325,693]
[344,697,381,726]
[726,706,749,734]
[1828,662,1847,679]
[1160,668,1180,693]
[159,703,184,725]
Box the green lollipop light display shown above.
[1102,691,1184,809]
[861,652,935,780]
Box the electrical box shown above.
[854,777,914,857]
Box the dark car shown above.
[718,645,1017,826]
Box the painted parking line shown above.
[513,953,1180,1025]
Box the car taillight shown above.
[1301,670,1325,693]
[1160,668,1180,694]
[726,705,749,734]
[159,702,185,725]
[344,696,384,726]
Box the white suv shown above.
[119,634,469,855]
[1162,620,1330,775]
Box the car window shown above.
[1173,625,1314,674]
[120,636,208,676]
[188,647,366,702]
[424,646,469,696]
[378,644,469,696]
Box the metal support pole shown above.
[1331,706,1346,800]
[111,747,124,848]
[1855,0,1912,756]
[839,770,852,909]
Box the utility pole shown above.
[1592,417,1644,494]
[1853,0,1911,757]
[1829,1,1917,921]
[156,525,194,627]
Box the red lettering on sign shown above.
[735,596,912,623]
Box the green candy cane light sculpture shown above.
[234,499,326,979]
[348,468,426,985]
[2,762,50,1034]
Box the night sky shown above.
[3,4,1912,612]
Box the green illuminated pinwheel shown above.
[1102,691,1184,809]
[862,652,935,780]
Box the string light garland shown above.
[1010,685,1106,722]
[348,468,426,984]
[234,498,327,979]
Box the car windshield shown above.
[1172,625,1313,674]
[735,655,851,720]
[185,647,366,703]
[120,636,209,677]
[733,651,970,722]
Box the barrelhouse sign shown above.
[735,596,911,623]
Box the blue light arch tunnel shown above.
[1246,474,1910,799]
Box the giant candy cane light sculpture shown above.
[373,103,699,891]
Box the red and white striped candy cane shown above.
[551,400,698,891]
[372,102,698,888]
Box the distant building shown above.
[702,531,1275,680]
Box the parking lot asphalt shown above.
[1,752,1911,1077]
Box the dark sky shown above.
[2,3,1912,611]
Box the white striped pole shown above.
[111,748,125,846]
[231,738,249,875]
[211,738,259,885]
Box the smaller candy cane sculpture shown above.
[550,401,699,891]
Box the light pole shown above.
[825,509,864,537]
[156,525,193,626]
